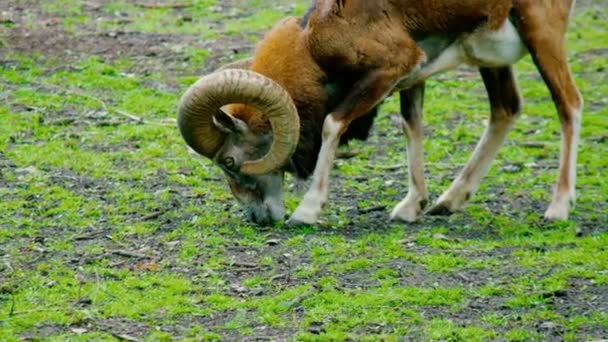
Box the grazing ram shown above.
[178,0,582,225]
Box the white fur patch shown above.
[289,116,343,224]
[462,19,528,67]
[390,93,428,222]
[398,43,464,89]
[397,19,527,89]
[545,105,582,220]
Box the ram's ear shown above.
[213,108,249,134]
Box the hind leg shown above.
[538,57,582,220]
[513,0,583,220]
[428,66,521,215]
[390,83,429,222]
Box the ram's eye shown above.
[223,156,236,170]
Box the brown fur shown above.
[226,16,377,178]
[512,0,582,199]
[225,0,581,213]
[224,17,327,177]
[301,0,516,131]
[227,17,325,135]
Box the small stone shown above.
[266,239,280,246]
[15,166,38,176]
[76,297,92,306]
[399,236,416,245]
[308,322,325,335]
[433,233,450,241]
[230,284,247,294]
[1,11,15,24]
[70,327,88,335]
[537,321,562,331]
[502,163,523,173]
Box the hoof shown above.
[426,203,454,216]
[390,194,427,223]
[544,196,573,221]
[390,205,422,223]
[286,208,319,227]
[288,197,323,227]
[543,207,569,221]
[389,211,418,223]
[286,217,316,227]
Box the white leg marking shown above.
[288,115,342,225]
[390,92,428,222]
[391,189,427,222]
[545,106,582,220]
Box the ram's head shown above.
[178,15,333,224]
[178,66,301,224]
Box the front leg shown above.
[288,115,343,225]
[288,68,406,225]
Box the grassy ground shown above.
[1,0,607,340]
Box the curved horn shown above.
[177,68,299,175]
[217,57,253,71]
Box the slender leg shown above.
[288,68,404,225]
[287,115,343,225]
[390,83,429,222]
[539,63,582,220]
[428,67,521,215]
[513,1,583,220]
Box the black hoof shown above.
[286,218,315,227]
[426,203,454,216]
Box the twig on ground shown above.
[286,285,317,308]
[110,249,151,259]
[24,83,173,127]
[270,273,287,282]
[46,118,77,126]
[9,294,15,316]
[8,307,67,317]
[5,261,16,316]
[140,210,164,221]
[336,150,361,159]
[109,260,128,268]
[231,267,261,272]
[358,205,386,214]
[114,109,144,124]
[111,332,141,342]
[74,231,105,241]
[222,261,258,268]
[134,2,192,9]
[372,162,461,171]
[518,141,546,148]
[455,272,471,282]
[373,163,405,171]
